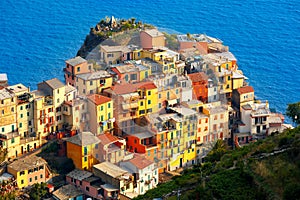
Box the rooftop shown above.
[188,72,208,83]
[65,56,87,66]
[76,70,111,81]
[0,88,15,100]
[112,81,157,95]
[101,45,131,53]
[6,84,28,94]
[127,154,154,170]
[97,133,124,146]
[237,86,254,95]
[93,161,129,179]
[112,63,149,74]
[143,29,164,37]
[43,78,65,90]
[66,169,93,181]
[8,155,47,172]
[65,132,100,146]
[87,94,112,105]
[0,73,8,81]
[65,84,76,94]
[53,184,83,199]
[127,131,154,139]
[170,106,197,116]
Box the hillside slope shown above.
[135,127,300,200]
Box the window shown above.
[148,91,151,96]
[108,103,111,108]
[11,107,14,112]
[148,151,150,156]
[158,93,161,98]
[84,147,88,155]
[57,89,60,94]
[148,100,151,105]
[1,127,4,132]
[84,157,87,162]
[57,98,60,103]
[130,74,137,81]
[40,174,43,179]
[125,75,129,82]
[20,171,25,176]
[108,112,111,119]
[158,103,161,108]
[21,180,24,184]
[228,76,231,81]
[35,176,38,181]
[90,80,93,86]
[19,123,22,128]
[20,113,23,118]
[29,178,32,182]
[101,115,104,121]
[39,166,44,170]
[20,106,23,110]
[140,101,144,106]
[83,89,86,94]
[77,67,80,72]
[139,110,145,115]
[86,186,90,191]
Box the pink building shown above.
[64,56,93,86]
[140,29,165,49]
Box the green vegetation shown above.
[163,32,179,50]
[29,183,48,200]
[134,126,300,200]
[286,101,300,124]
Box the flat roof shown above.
[53,184,83,199]
[143,29,164,37]
[66,56,87,66]
[67,169,93,181]
[76,70,111,81]
[43,78,65,89]
[93,162,129,179]
[127,131,154,139]
[170,106,197,116]
[8,155,47,172]
[101,45,131,53]
[0,73,8,81]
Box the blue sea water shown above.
[0,0,299,123]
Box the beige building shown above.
[140,29,165,49]
[76,70,112,96]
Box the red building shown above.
[188,72,208,102]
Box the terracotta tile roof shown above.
[112,82,157,95]
[237,86,254,94]
[87,94,111,105]
[188,72,208,83]
[97,133,120,146]
[128,154,154,169]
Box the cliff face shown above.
[76,29,108,58]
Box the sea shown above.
[0,0,299,123]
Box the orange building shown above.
[188,72,208,102]
[66,132,100,171]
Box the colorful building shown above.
[140,29,165,50]
[100,45,133,65]
[87,94,114,135]
[188,72,208,102]
[7,155,51,189]
[120,154,158,195]
[64,56,93,86]
[76,70,112,96]
[66,131,100,171]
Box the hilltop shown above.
[134,126,300,200]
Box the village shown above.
[0,17,289,199]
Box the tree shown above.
[286,102,300,125]
[29,183,48,200]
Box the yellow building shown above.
[87,94,114,135]
[66,132,100,171]
[76,70,112,96]
[7,155,51,189]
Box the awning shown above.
[101,184,119,192]
[168,99,177,106]
[122,102,138,110]
[121,92,139,100]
